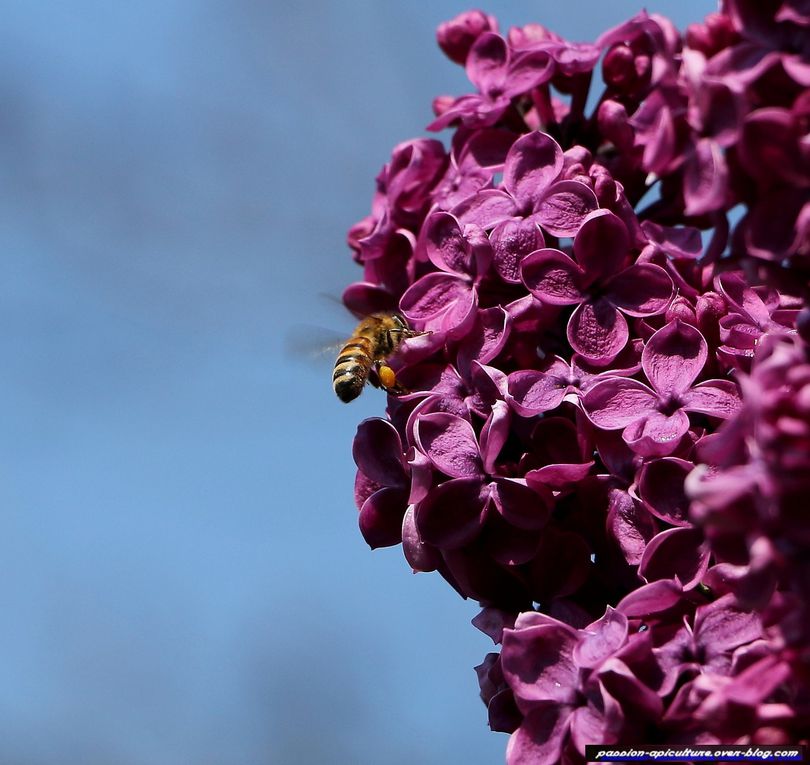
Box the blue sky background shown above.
[1,2,712,763]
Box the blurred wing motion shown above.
[284,323,348,365]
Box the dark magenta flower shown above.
[506,356,590,416]
[413,404,552,549]
[436,10,499,65]
[488,217,545,284]
[592,429,660,565]
[343,5,810,756]
[506,346,641,416]
[399,211,489,338]
[456,130,599,236]
[715,271,800,369]
[583,320,740,456]
[431,128,517,211]
[522,209,673,363]
[501,608,662,764]
[598,11,681,97]
[353,418,411,548]
[653,593,763,693]
[475,651,522,733]
[428,33,554,131]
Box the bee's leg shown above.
[375,362,408,395]
[389,327,430,342]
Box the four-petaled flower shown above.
[582,320,741,456]
[428,33,554,131]
[414,403,552,550]
[455,131,599,237]
[400,211,490,338]
[522,209,674,363]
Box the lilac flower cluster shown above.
[345,3,809,758]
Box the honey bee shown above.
[332,313,419,402]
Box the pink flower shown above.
[343,5,810,755]
[456,130,599,236]
[583,320,740,456]
[436,10,499,65]
[522,210,673,363]
[428,33,554,131]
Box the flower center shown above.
[657,393,682,416]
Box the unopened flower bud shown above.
[437,10,498,65]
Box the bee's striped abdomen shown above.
[333,336,374,403]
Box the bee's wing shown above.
[284,323,348,366]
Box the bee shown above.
[332,313,419,402]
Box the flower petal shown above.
[715,271,772,326]
[639,527,710,590]
[598,657,663,721]
[582,378,657,429]
[453,188,518,228]
[525,460,593,490]
[642,320,707,397]
[466,32,508,94]
[424,211,473,275]
[637,458,693,526]
[616,579,683,618]
[574,607,629,669]
[414,477,489,548]
[440,285,479,339]
[623,410,690,458]
[407,447,434,506]
[354,469,380,514]
[605,263,674,317]
[481,400,511,474]
[457,306,511,375]
[503,50,555,96]
[415,412,482,478]
[359,487,409,548]
[507,360,570,416]
[506,703,570,765]
[353,418,407,487]
[568,299,629,363]
[573,209,629,281]
[472,607,517,644]
[521,248,585,305]
[534,180,599,237]
[570,700,615,754]
[606,489,658,565]
[694,593,763,657]
[458,128,516,171]
[491,477,551,530]
[402,505,440,572]
[466,361,509,418]
[427,94,504,132]
[400,272,472,321]
[501,623,579,705]
[681,380,741,419]
[684,137,728,217]
[342,281,399,315]
[490,217,545,283]
[504,131,564,209]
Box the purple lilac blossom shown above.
[342,3,810,757]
